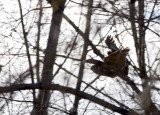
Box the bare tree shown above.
[0,0,160,115]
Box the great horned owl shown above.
[85,35,130,77]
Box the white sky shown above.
[0,0,160,114]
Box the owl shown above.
[104,35,130,72]
[85,35,130,77]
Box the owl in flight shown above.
[86,35,130,77]
[103,35,130,72]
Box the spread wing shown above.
[85,35,130,77]
[105,35,119,52]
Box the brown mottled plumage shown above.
[104,35,130,75]
[104,48,130,71]
[85,35,130,77]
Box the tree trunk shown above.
[70,0,93,115]
[31,1,66,114]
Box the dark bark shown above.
[63,14,104,59]
[71,1,93,114]
[0,83,139,115]
[31,1,66,115]
[129,1,160,114]
[18,0,36,106]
